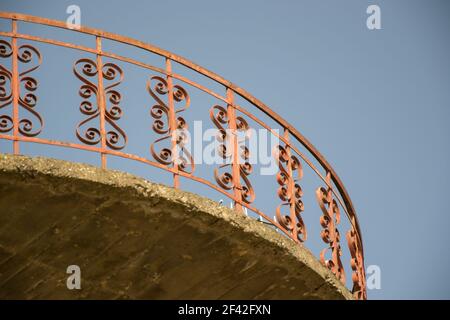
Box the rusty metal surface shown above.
[0,31,43,155]
[147,58,194,187]
[210,89,255,212]
[0,11,366,299]
[317,172,346,285]
[274,130,307,243]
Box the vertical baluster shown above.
[148,66,192,183]
[74,54,125,162]
[317,171,345,283]
[11,19,19,154]
[325,172,337,266]
[346,217,367,299]
[283,129,299,241]
[165,58,179,188]
[210,90,253,212]
[274,130,306,242]
[96,36,107,169]
[226,88,242,212]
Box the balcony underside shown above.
[0,154,351,299]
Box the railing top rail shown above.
[0,12,362,253]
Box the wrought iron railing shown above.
[0,12,366,299]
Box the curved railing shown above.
[0,12,366,299]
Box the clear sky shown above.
[1,0,449,299]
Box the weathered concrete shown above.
[0,154,352,300]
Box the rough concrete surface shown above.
[0,154,352,300]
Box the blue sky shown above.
[1,0,449,299]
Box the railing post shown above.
[283,129,299,242]
[95,36,107,169]
[325,171,337,261]
[317,170,345,283]
[165,58,179,188]
[226,88,242,213]
[11,19,19,154]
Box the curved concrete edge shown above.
[0,154,353,300]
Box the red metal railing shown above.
[0,12,366,299]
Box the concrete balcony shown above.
[0,154,351,299]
